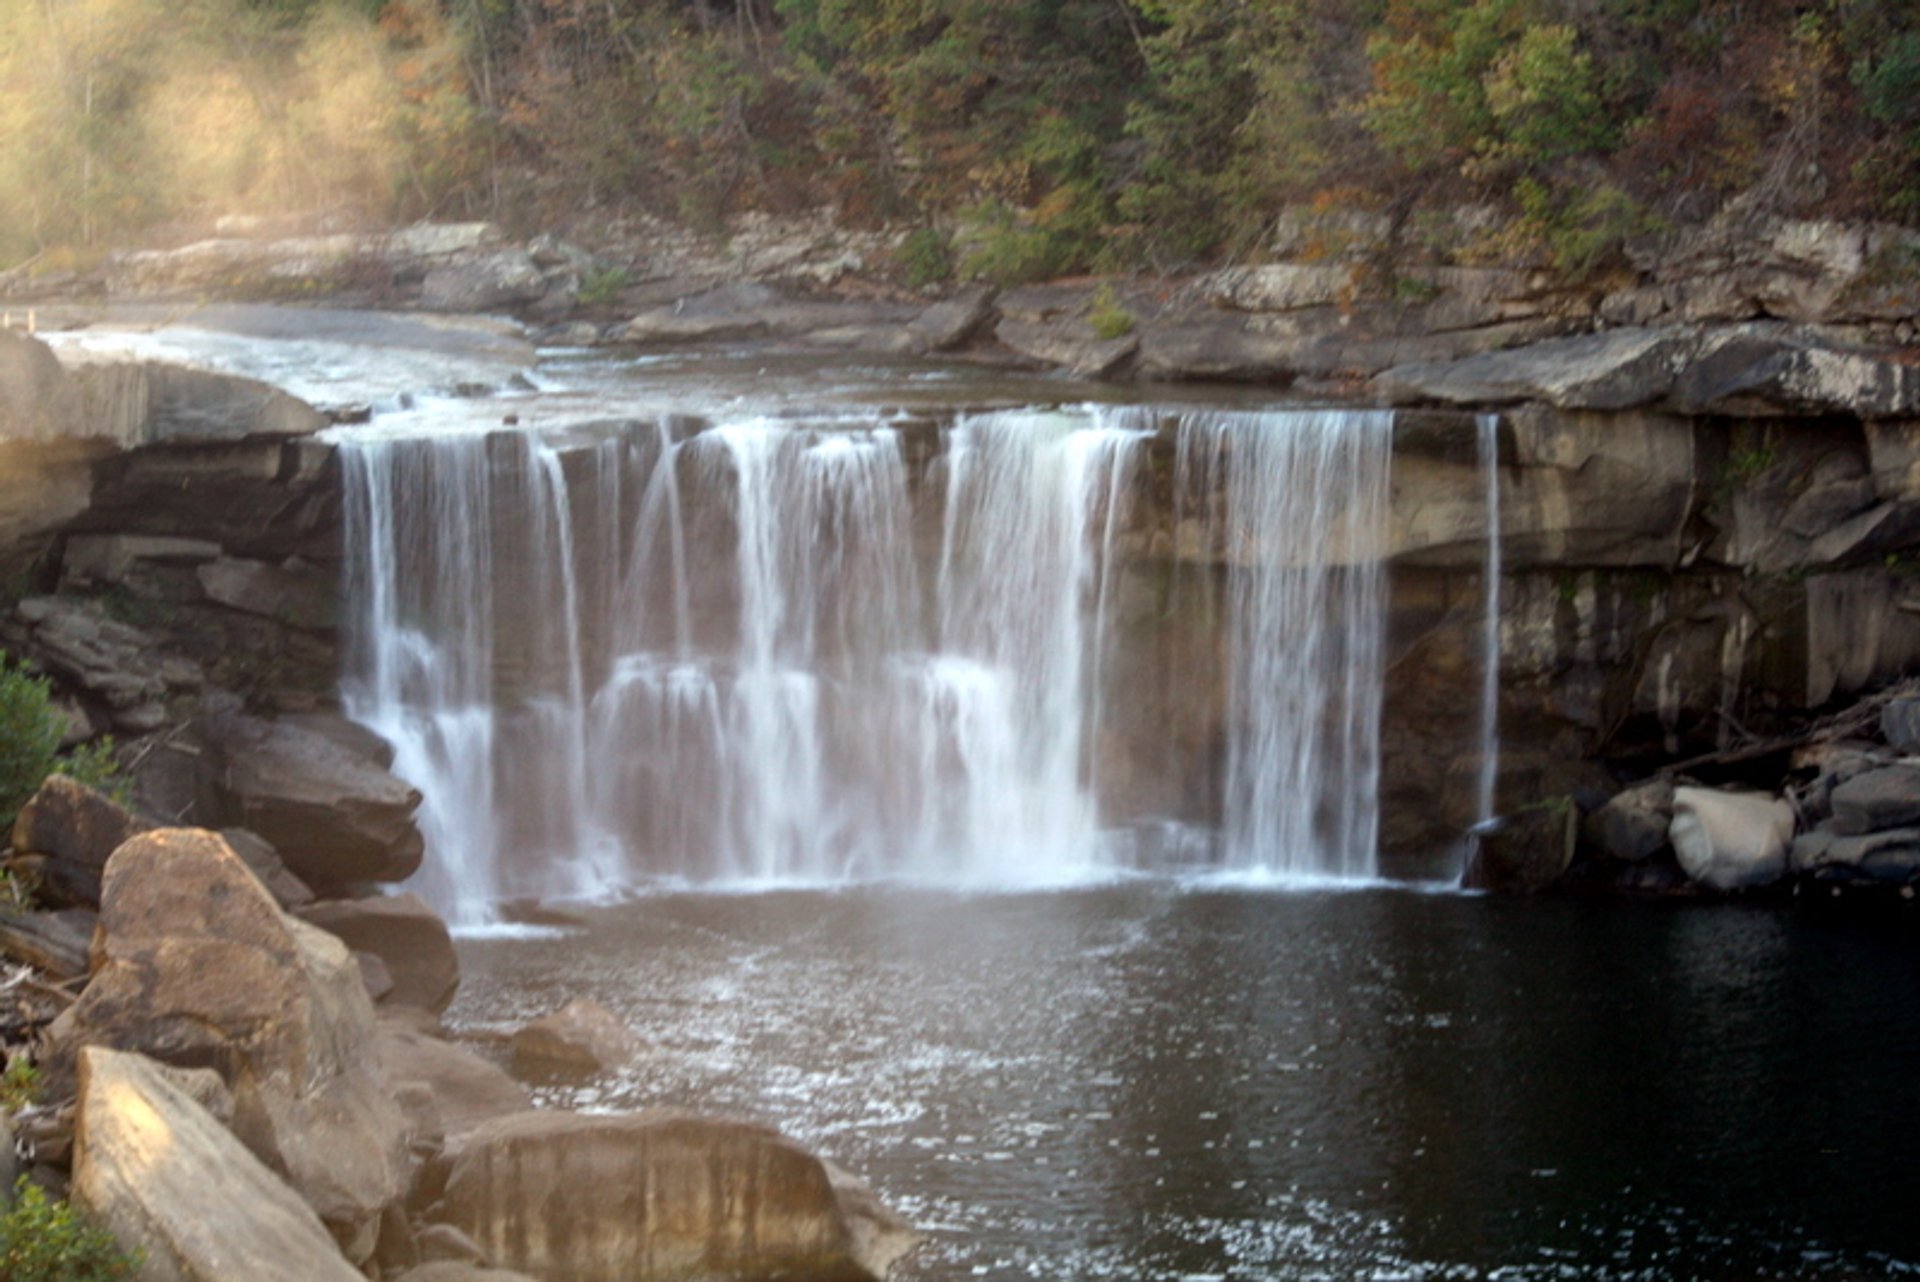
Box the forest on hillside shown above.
[3,0,1918,282]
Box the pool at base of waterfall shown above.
[446,883,1920,1281]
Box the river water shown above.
[450,885,1920,1282]
[42,306,1920,1280]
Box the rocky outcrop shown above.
[1669,787,1793,890]
[203,711,424,891]
[72,1046,367,1282]
[9,774,146,905]
[49,828,411,1259]
[299,893,458,1012]
[377,1015,532,1145]
[511,998,646,1076]
[437,1110,919,1282]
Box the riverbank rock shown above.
[73,1046,365,1282]
[299,893,458,1013]
[9,773,146,906]
[437,1110,918,1282]
[49,828,410,1259]
[1830,764,1920,835]
[511,998,646,1075]
[0,906,93,978]
[1465,796,1577,893]
[376,1015,531,1145]
[1670,787,1793,890]
[203,711,424,890]
[1583,778,1675,863]
[8,595,205,734]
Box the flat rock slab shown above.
[1830,764,1920,835]
[73,1046,364,1282]
[300,892,458,1012]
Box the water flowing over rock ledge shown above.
[6,310,1920,903]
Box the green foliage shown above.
[1513,180,1666,275]
[576,266,632,308]
[0,653,127,831]
[897,227,955,290]
[0,1177,139,1282]
[0,1055,38,1113]
[957,200,1078,286]
[1088,285,1136,340]
[0,657,63,834]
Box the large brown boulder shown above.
[49,828,410,1260]
[9,773,146,905]
[204,711,424,889]
[439,1110,919,1282]
[73,1046,365,1282]
[510,997,646,1076]
[376,1014,531,1145]
[300,893,458,1013]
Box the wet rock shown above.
[1464,795,1577,893]
[73,1046,365,1282]
[439,1110,918,1282]
[299,893,458,1013]
[1583,778,1675,862]
[994,318,1136,377]
[1670,787,1793,890]
[1791,823,1920,882]
[1881,698,1920,754]
[9,773,147,906]
[50,828,410,1259]
[511,997,646,1075]
[1830,764,1920,835]
[204,711,423,890]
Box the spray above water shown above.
[339,404,1397,919]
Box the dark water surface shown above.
[449,886,1920,1280]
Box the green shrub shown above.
[0,653,128,832]
[1088,285,1136,340]
[0,1054,37,1113]
[897,227,955,290]
[575,265,632,308]
[0,656,63,833]
[0,1177,139,1282]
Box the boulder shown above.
[421,250,550,313]
[204,711,423,889]
[1829,763,1920,835]
[9,773,147,906]
[1669,786,1793,890]
[1583,778,1675,862]
[299,893,458,1013]
[1791,824,1920,882]
[72,1046,365,1282]
[396,1266,538,1282]
[377,1015,531,1145]
[993,318,1137,377]
[1882,697,1920,755]
[49,828,410,1258]
[414,1223,494,1266]
[439,1110,918,1282]
[907,286,996,351]
[1464,795,1576,893]
[511,998,646,1075]
[220,827,315,911]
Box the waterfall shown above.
[1472,413,1503,857]
[1176,409,1394,879]
[339,409,1150,917]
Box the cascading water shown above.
[1471,412,1503,863]
[1176,409,1395,880]
[339,408,1151,919]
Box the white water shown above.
[339,409,1156,921]
[1473,413,1503,848]
[1175,410,1395,880]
